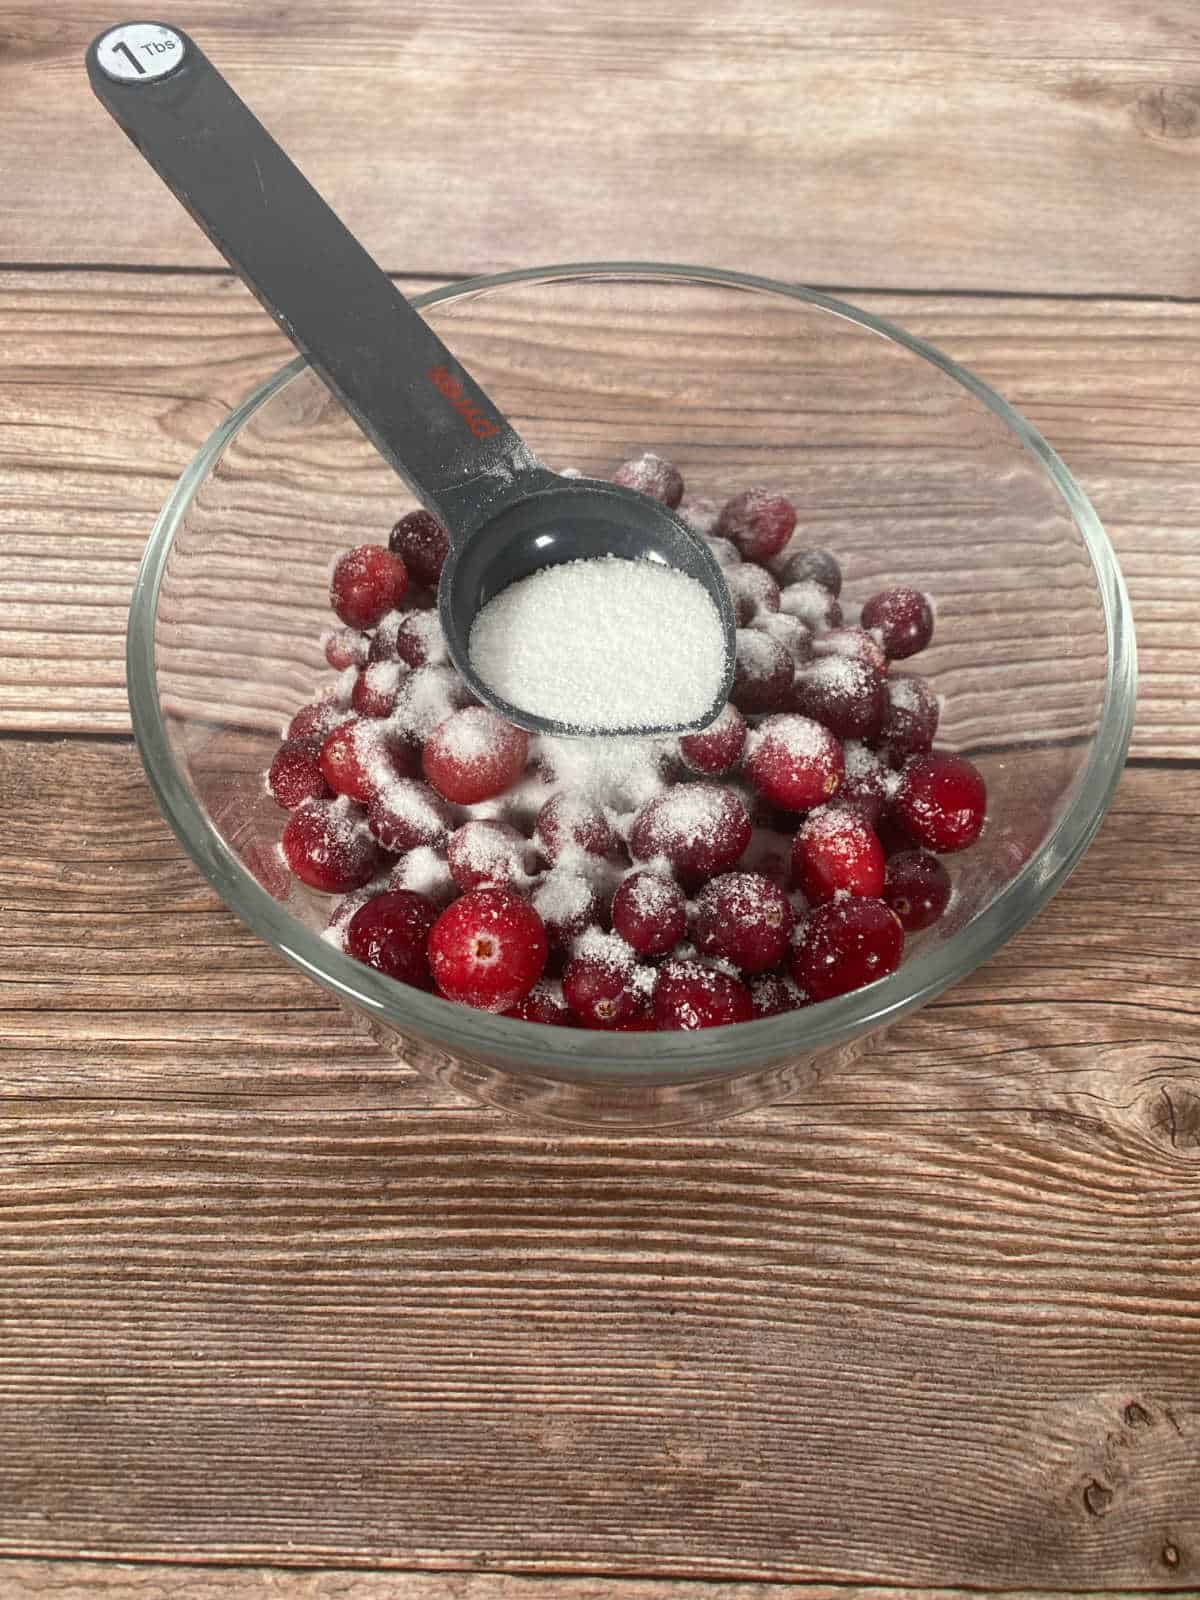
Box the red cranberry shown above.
[503,980,576,1026]
[715,488,797,563]
[775,546,842,596]
[732,629,794,714]
[861,586,934,659]
[750,972,810,1017]
[319,719,414,805]
[693,871,794,973]
[367,610,406,664]
[679,702,747,776]
[344,889,439,988]
[679,495,720,536]
[884,849,952,931]
[752,611,814,664]
[791,897,904,1002]
[268,739,332,809]
[653,960,754,1030]
[534,792,619,864]
[611,870,688,956]
[792,656,887,741]
[613,452,684,508]
[286,697,351,751]
[813,626,888,675]
[608,1013,658,1032]
[779,579,843,633]
[562,933,649,1028]
[422,708,529,804]
[323,627,368,670]
[893,751,987,853]
[741,828,794,890]
[365,778,453,853]
[351,662,405,719]
[392,611,448,669]
[330,545,408,629]
[791,804,886,904]
[724,563,781,625]
[744,715,844,812]
[530,871,603,948]
[839,740,893,828]
[876,675,939,764]
[428,887,548,1012]
[281,799,384,893]
[629,783,752,888]
[447,819,533,891]
[389,509,449,589]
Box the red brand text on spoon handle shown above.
[427,364,501,441]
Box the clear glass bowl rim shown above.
[127,261,1137,1084]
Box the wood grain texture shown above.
[0,739,1197,1587]
[0,271,1195,750]
[4,3,1200,293]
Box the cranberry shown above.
[679,702,746,776]
[389,509,449,589]
[367,610,406,664]
[613,452,684,508]
[534,792,619,864]
[629,783,752,888]
[351,662,405,718]
[530,871,603,948]
[323,627,368,670]
[611,870,688,956]
[679,495,720,536]
[876,675,939,764]
[365,778,453,853]
[791,897,904,1002]
[387,845,459,907]
[744,715,844,812]
[883,849,952,931]
[861,586,934,659]
[839,740,893,828]
[392,611,448,669]
[703,534,742,567]
[791,804,886,904]
[503,980,576,1027]
[775,547,842,596]
[281,799,384,894]
[813,627,888,675]
[268,739,332,809]
[562,932,648,1028]
[715,488,797,563]
[330,544,408,629]
[750,971,810,1017]
[608,1013,659,1032]
[344,889,439,988]
[732,629,794,714]
[422,708,529,804]
[724,563,781,625]
[693,871,794,973]
[752,611,814,664]
[893,751,987,853]
[779,579,843,633]
[447,818,533,891]
[428,887,547,1012]
[741,828,794,890]
[393,664,475,743]
[319,719,414,804]
[653,960,754,1030]
[286,697,351,751]
[792,656,887,741]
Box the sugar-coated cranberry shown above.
[367,610,406,664]
[791,897,904,1002]
[611,870,688,956]
[792,655,887,741]
[530,871,603,948]
[732,629,794,714]
[876,675,940,764]
[613,452,684,508]
[351,662,405,718]
[503,979,576,1026]
[775,546,842,596]
[679,495,720,536]
[268,739,332,809]
[679,702,746,776]
[562,932,650,1028]
[281,799,384,894]
[653,960,754,1030]
[791,804,886,904]
[724,563,781,625]
[715,488,797,563]
[861,586,934,659]
[703,534,742,567]
[629,783,752,888]
[883,849,952,931]
[447,818,534,891]
[319,718,414,804]
[893,751,987,853]
[392,610,448,669]
[428,887,548,1012]
[422,708,529,804]
[286,697,351,751]
[389,509,449,589]
[534,792,619,864]
[750,971,810,1017]
[744,715,844,812]
[779,579,843,633]
[344,889,439,988]
[392,664,475,743]
[387,845,459,907]
[839,740,893,828]
[323,627,368,670]
[693,871,794,974]
[330,544,408,629]
[752,611,814,664]
[813,626,888,675]
[365,777,453,853]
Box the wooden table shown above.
[1,5,1197,1596]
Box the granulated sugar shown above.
[468,556,726,732]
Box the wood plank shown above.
[5,4,1200,294]
[0,738,1197,1587]
[0,271,1192,750]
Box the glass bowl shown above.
[127,264,1136,1129]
